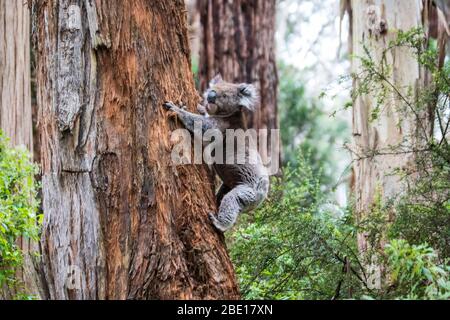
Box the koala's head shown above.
[203,74,259,117]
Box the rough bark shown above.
[197,0,278,134]
[33,0,239,300]
[349,0,433,288]
[0,0,43,299]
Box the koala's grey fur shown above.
[163,74,269,232]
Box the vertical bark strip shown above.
[34,0,239,300]
[350,0,429,288]
[0,0,32,149]
[0,0,43,299]
[197,0,278,133]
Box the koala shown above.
[163,74,269,232]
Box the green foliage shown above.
[384,240,450,300]
[230,155,365,300]
[230,155,450,300]
[390,163,450,261]
[0,131,41,293]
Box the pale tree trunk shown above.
[186,0,201,66]
[0,1,32,149]
[197,0,278,134]
[349,0,436,289]
[0,0,43,299]
[33,0,239,300]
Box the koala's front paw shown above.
[163,101,176,111]
[197,104,207,115]
[208,212,227,233]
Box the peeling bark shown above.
[34,0,239,300]
[350,0,432,289]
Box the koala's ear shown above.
[238,83,259,111]
[238,83,256,97]
[209,74,223,87]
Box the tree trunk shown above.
[0,0,32,149]
[350,0,432,289]
[0,0,43,299]
[33,0,239,300]
[186,0,201,67]
[197,0,278,133]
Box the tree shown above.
[0,1,32,150]
[197,0,278,133]
[0,0,42,299]
[33,0,239,300]
[347,0,446,288]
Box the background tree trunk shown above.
[33,0,239,300]
[0,0,32,149]
[0,0,42,299]
[186,0,201,68]
[350,0,431,289]
[197,0,278,133]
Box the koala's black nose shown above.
[207,90,217,104]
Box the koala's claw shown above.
[208,212,217,224]
[208,212,226,233]
[163,101,176,110]
[197,104,207,115]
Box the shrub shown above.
[230,155,450,300]
[230,155,365,300]
[0,131,41,294]
[384,240,450,300]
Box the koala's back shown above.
[214,147,268,192]
[214,163,264,186]
[213,119,269,197]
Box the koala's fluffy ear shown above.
[209,74,223,87]
[238,83,256,97]
[238,83,259,111]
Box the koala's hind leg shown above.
[216,183,231,206]
[209,185,256,232]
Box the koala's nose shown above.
[207,90,217,104]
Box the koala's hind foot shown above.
[208,185,259,232]
[208,213,228,232]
